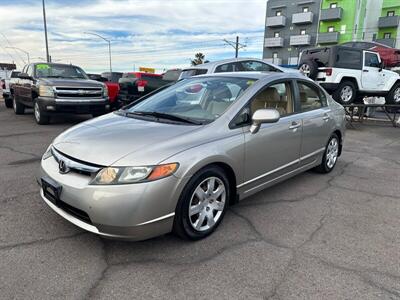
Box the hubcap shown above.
[394,87,400,103]
[34,102,40,121]
[299,64,311,77]
[326,138,339,169]
[340,86,353,102]
[188,177,226,232]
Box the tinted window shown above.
[215,63,235,73]
[335,49,362,69]
[11,71,20,78]
[34,64,87,79]
[298,81,326,112]
[162,70,182,81]
[250,82,294,117]
[239,61,278,72]
[365,52,380,68]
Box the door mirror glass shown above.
[18,72,31,80]
[250,109,280,134]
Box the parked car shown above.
[341,41,400,68]
[38,72,345,241]
[178,58,299,80]
[12,63,109,124]
[2,70,20,108]
[88,73,120,109]
[298,45,400,104]
[118,72,171,105]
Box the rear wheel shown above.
[314,133,340,174]
[333,81,357,104]
[173,166,229,240]
[385,83,400,105]
[4,96,13,108]
[298,60,318,79]
[34,100,50,125]
[13,94,25,115]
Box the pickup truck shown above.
[1,70,20,108]
[298,45,400,104]
[88,73,120,109]
[118,72,170,105]
[12,63,109,124]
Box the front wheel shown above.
[385,83,400,105]
[34,100,50,125]
[173,166,229,240]
[333,81,357,105]
[314,134,340,174]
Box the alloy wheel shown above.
[299,64,311,77]
[340,86,353,103]
[394,87,400,104]
[34,102,41,122]
[13,96,16,112]
[326,137,339,169]
[188,177,226,232]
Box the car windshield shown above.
[34,64,88,79]
[124,76,256,124]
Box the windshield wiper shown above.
[127,111,203,125]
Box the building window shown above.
[328,26,335,32]
[330,3,337,8]
[273,52,278,58]
[300,29,306,35]
[274,32,280,38]
[384,33,392,39]
[275,10,282,16]
[387,11,395,17]
[302,7,309,13]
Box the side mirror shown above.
[250,109,280,134]
[18,73,32,80]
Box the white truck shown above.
[1,70,20,108]
[298,45,400,105]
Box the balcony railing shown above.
[266,15,286,27]
[290,35,311,46]
[292,12,314,24]
[264,37,284,48]
[320,7,343,21]
[378,15,400,28]
[317,32,340,44]
[375,38,396,48]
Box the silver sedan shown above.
[39,72,346,241]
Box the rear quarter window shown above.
[335,49,362,69]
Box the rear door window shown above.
[215,63,236,73]
[239,61,279,72]
[335,49,362,69]
[297,81,327,112]
[180,69,208,79]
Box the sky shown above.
[0,0,267,73]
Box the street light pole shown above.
[42,0,50,62]
[84,32,112,73]
[6,47,30,64]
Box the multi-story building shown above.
[376,0,400,48]
[263,0,399,65]
[263,0,322,66]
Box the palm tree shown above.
[191,53,206,66]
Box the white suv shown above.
[298,46,400,105]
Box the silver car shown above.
[39,72,345,241]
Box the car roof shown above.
[183,58,268,70]
[193,71,306,81]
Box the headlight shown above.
[39,85,54,97]
[103,85,108,97]
[42,145,53,160]
[91,163,179,185]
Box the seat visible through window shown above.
[251,82,293,116]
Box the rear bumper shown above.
[37,97,110,115]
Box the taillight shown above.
[136,80,148,87]
[324,68,332,76]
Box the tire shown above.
[298,60,318,80]
[173,166,230,240]
[314,133,340,174]
[13,94,25,115]
[4,96,13,108]
[33,100,50,125]
[385,83,400,105]
[333,81,357,104]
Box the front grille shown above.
[55,87,103,99]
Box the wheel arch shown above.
[340,77,359,91]
[332,129,343,156]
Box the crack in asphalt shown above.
[0,145,41,159]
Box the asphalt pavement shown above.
[1,99,400,299]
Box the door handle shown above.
[289,122,301,130]
[322,114,330,121]
[363,70,369,72]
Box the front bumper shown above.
[37,97,110,115]
[38,155,181,240]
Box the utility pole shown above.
[42,0,50,62]
[223,36,246,58]
[84,32,112,73]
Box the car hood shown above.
[52,113,203,166]
[39,78,103,87]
